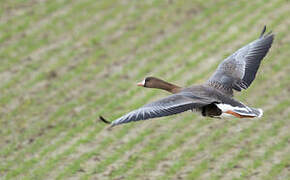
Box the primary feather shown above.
[207,26,274,95]
[109,92,213,127]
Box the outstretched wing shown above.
[207,26,274,96]
[107,92,213,127]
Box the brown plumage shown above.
[137,77,182,94]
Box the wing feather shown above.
[207,26,274,95]
[109,93,212,127]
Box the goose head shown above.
[137,76,181,93]
[137,77,158,88]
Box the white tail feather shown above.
[257,108,263,118]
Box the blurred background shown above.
[0,0,289,179]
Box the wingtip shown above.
[259,25,274,39]
[259,25,267,38]
[99,115,111,124]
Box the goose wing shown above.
[103,92,214,127]
[207,26,274,96]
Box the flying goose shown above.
[100,26,274,127]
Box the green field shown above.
[1,0,290,179]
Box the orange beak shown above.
[137,82,144,86]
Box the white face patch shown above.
[141,78,146,86]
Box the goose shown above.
[100,26,274,127]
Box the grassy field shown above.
[0,0,289,179]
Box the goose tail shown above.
[216,103,263,118]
